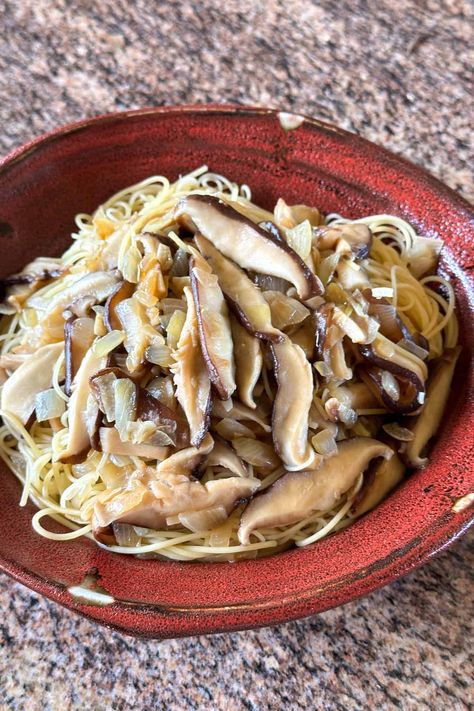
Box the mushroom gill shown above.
[270,337,317,471]
[229,314,262,409]
[195,233,283,342]
[171,286,212,446]
[190,254,236,400]
[238,437,393,544]
[401,346,461,468]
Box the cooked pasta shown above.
[0,167,459,561]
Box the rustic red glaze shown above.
[0,106,472,639]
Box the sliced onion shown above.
[121,244,142,283]
[251,273,291,293]
[311,429,338,456]
[114,378,137,440]
[35,388,66,422]
[371,287,394,298]
[382,422,415,441]
[285,220,312,259]
[166,309,186,350]
[331,307,366,343]
[215,418,256,440]
[263,291,309,330]
[169,248,189,277]
[145,338,174,367]
[314,361,333,378]
[112,523,141,546]
[161,297,187,314]
[127,420,174,446]
[381,370,400,402]
[178,506,228,533]
[232,437,280,468]
[397,338,429,361]
[91,371,117,422]
[317,253,340,286]
[146,376,176,410]
[92,330,124,357]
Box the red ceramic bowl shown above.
[0,106,472,639]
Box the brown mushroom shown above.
[98,427,169,461]
[0,342,63,425]
[190,255,236,400]
[238,437,393,543]
[358,336,427,414]
[0,262,63,311]
[229,314,262,409]
[195,234,283,342]
[115,296,152,373]
[270,337,317,470]
[30,270,121,318]
[57,348,109,464]
[175,195,322,300]
[104,280,135,331]
[157,433,214,477]
[171,286,212,446]
[352,452,405,516]
[401,346,461,468]
[64,316,95,396]
[90,367,189,448]
[93,463,259,530]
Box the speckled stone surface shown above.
[0,1,473,709]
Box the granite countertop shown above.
[0,1,473,709]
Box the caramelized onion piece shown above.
[270,338,317,470]
[171,286,212,446]
[229,315,262,409]
[190,255,236,400]
[195,234,283,342]
[401,347,461,468]
[0,343,63,425]
[57,348,109,464]
[238,438,392,543]
[352,452,405,516]
[175,195,322,300]
[104,280,135,331]
[64,316,95,396]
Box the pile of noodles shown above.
[0,167,458,561]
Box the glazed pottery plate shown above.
[0,106,472,638]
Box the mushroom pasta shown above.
[0,167,460,561]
